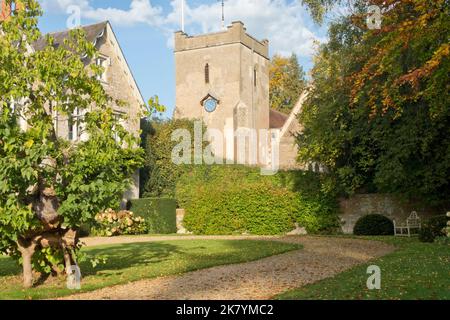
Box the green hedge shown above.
[353,214,394,235]
[128,198,177,234]
[176,165,340,235]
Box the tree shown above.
[270,54,306,114]
[140,118,204,198]
[0,0,145,287]
[298,0,450,206]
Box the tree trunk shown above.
[17,238,38,288]
[22,251,34,288]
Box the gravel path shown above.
[62,235,394,300]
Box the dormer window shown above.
[96,55,109,82]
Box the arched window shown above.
[205,63,210,84]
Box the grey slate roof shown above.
[33,21,108,51]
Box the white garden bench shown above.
[394,211,421,237]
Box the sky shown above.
[37,0,330,118]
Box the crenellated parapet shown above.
[175,21,269,60]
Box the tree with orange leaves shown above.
[299,0,450,206]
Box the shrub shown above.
[140,119,207,197]
[176,165,340,235]
[288,171,341,234]
[128,198,177,234]
[183,180,296,235]
[353,214,394,235]
[419,215,449,243]
[91,209,147,237]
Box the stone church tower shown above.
[174,21,270,162]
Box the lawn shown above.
[276,236,450,300]
[0,239,301,300]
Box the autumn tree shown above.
[0,0,146,287]
[299,0,450,206]
[270,54,306,114]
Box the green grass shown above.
[276,236,450,300]
[0,239,301,300]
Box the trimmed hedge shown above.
[353,214,394,235]
[176,165,340,235]
[128,198,177,234]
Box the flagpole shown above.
[181,0,185,32]
[221,0,225,30]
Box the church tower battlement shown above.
[174,21,269,59]
[174,21,270,162]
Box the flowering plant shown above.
[92,209,147,236]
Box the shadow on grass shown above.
[80,242,182,276]
[0,256,21,277]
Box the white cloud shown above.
[41,0,327,58]
[41,0,163,26]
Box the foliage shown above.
[270,54,306,114]
[176,165,340,235]
[418,215,449,243]
[446,212,450,238]
[0,239,301,299]
[277,236,450,300]
[353,214,394,235]
[140,118,205,197]
[277,170,341,234]
[0,0,145,286]
[90,209,147,237]
[127,198,177,234]
[298,0,450,205]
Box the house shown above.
[1,3,144,200]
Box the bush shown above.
[419,215,449,243]
[287,171,341,234]
[353,214,394,235]
[140,119,207,197]
[128,198,177,234]
[183,180,296,235]
[176,165,340,235]
[91,209,147,237]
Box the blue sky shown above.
[38,0,330,117]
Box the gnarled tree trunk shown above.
[17,237,38,288]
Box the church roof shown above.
[33,21,108,51]
[269,109,289,129]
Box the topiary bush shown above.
[353,214,394,235]
[418,215,449,243]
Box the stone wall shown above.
[339,194,439,234]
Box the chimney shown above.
[0,0,12,21]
